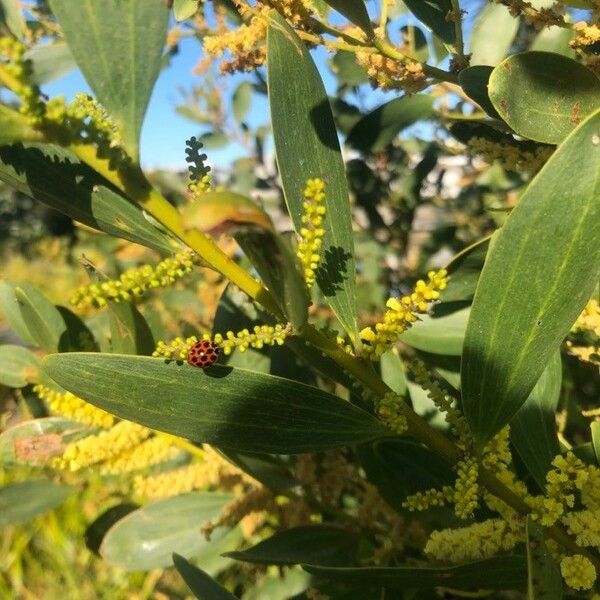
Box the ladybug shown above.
[187,340,220,368]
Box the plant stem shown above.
[449,0,465,65]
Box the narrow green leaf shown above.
[0,0,25,38]
[99,492,234,570]
[526,518,562,600]
[225,525,359,566]
[173,0,198,21]
[402,0,455,45]
[268,13,358,341]
[0,345,41,388]
[469,3,518,66]
[510,352,562,490]
[380,350,408,396]
[0,280,37,345]
[591,422,600,465]
[322,0,374,37]
[399,307,469,356]
[48,0,169,159]
[43,353,389,453]
[85,503,139,555]
[0,143,175,252]
[0,480,72,528]
[15,286,66,353]
[198,130,229,150]
[173,553,238,600]
[346,95,435,153]
[461,109,600,448]
[488,52,600,144]
[0,417,88,466]
[331,51,369,87]
[26,42,76,85]
[232,81,253,124]
[459,67,501,120]
[303,555,527,590]
[443,237,490,302]
[0,105,44,145]
[108,302,155,356]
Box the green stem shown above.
[449,0,465,64]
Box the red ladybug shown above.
[187,340,219,368]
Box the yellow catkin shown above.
[53,421,151,471]
[468,137,554,174]
[571,22,600,50]
[403,486,454,512]
[360,270,448,359]
[453,458,480,518]
[355,50,426,93]
[33,384,115,429]
[70,249,199,309]
[99,436,180,475]
[375,392,408,434]
[297,178,327,288]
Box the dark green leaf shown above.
[322,0,373,37]
[0,143,175,252]
[225,525,359,566]
[591,422,600,465]
[26,43,76,85]
[470,3,518,66]
[461,109,600,448]
[268,14,358,341]
[15,285,66,353]
[100,492,234,570]
[43,353,389,453]
[402,0,454,45]
[510,352,562,490]
[488,52,600,144]
[173,553,238,600]
[399,307,469,355]
[0,417,88,466]
[0,345,41,388]
[458,67,501,120]
[0,480,72,528]
[173,0,198,21]
[443,236,490,302]
[526,518,562,600]
[232,81,253,123]
[304,555,527,590]
[346,95,435,153]
[108,301,155,356]
[48,0,169,159]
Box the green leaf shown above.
[469,3,518,66]
[173,0,198,21]
[0,143,174,253]
[402,0,454,45]
[0,105,44,145]
[526,518,562,600]
[322,0,374,37]
[0,345,41,388]
[173,553,238,600]
[443,237,490,302]
[198,130,229,150]
[399,307,469,356]
[99,492,234,570]
[48,0,169,160]
[303,555,527,590]
[236,231,309,330]
[243,567,309,600]
[108,301,155,356]
[15,286,67,353]
[232,81,253,124]
[401,25,429,62]
[346,95,435,153]
[510,352,562,490]
[488,52,600,144]
[43,353,389,453]
[26,43,76,85]
[530,26,575,59]
[0,480,72,528]
[0,280,37,345]
[591,421,600,465]
[0,417,88,466]
[459,67,501,120]
[0,0,25,38]
[380,350,408,396]
[461,109,600,448]
[268,13,358,341]
[225,525,359,566]
[331,51,368,87]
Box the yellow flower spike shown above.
[376,392,408,435]
[185,136,212,197]
[562,509,600,547]
[403,486,454,512]
[361,270,448,360]
[53,421,151,471]
[33,384,115,429]
[296,178,327,288]
[453,457,480,519]
[100,436,180,476]
[560,555,597,591]
[70,249,200,309]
